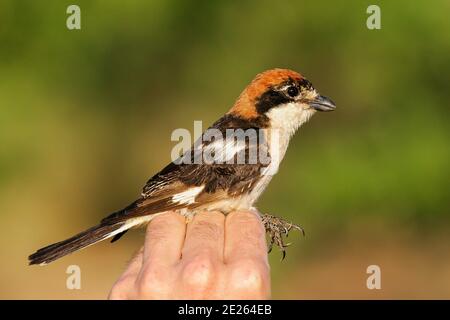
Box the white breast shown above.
[239,103,316,208]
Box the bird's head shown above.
[229,68,336,132]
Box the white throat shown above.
[264,102,315,159]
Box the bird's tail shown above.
[28,222,129,265]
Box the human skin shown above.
[108,210,271,299]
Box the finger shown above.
[108,246,144,300]
[143,211,186,265]
[122,246,144,278]
[182,210,225,262]
[224,210,268,264]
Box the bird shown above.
[29,68,336,265]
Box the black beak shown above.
[309,95,336,112]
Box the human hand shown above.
[108,210,270,299]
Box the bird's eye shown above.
[287,86,299,97]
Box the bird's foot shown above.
[260,213,305,261]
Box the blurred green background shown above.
[0,0,449,299]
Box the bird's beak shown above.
[309,95,336,112]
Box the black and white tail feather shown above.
[28,222,126,265]
[28,196,190,265]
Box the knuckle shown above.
[109,289,126,300]
[229,259,269,291]
[137,264,166,293]
[182,254,216,289]
[109,277,133,300]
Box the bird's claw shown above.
[260,213,305,261]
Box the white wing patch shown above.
[202,138,246,163]
[171,186,204,205]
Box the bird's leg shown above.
[260,213,305,261]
